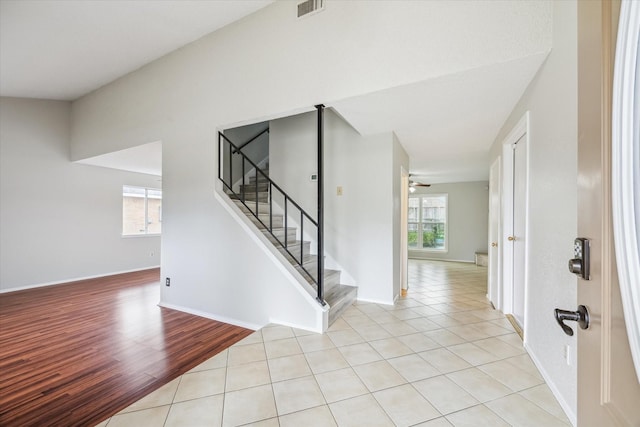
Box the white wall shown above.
[0,97,161,291]
[270,109,408,304]
[269,111,317,214]
[409,181,489,263]
[328,117,409,304]
[70,1,552,162]
[488,0,578,421]
[68,1,552,328]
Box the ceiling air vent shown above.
[297,0,325,18]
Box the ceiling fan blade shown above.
[409,180,431,188]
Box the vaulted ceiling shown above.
[0,1,550,182]
[0,0,274,100]
[331,52,548,183]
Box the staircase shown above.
[228,165,357,326]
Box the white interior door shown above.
[488,157,502,309]
[512,135,527,328]
[500,113,529,325]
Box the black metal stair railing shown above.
[232,127,269,154]
[218,130,326,305]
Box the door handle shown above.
[508,236,516,241]
[554,305,589,336]
[491,242,498,247]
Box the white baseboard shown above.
[408,255,476,263]
[0,266,161,294]
[524,342,577,426]
[269,318,322,334]
[158,301,264,331]
[357,296,395,306]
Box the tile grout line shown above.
[107,261,568,426]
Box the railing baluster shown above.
[269,182,273,232]
[300,211,304,266]
[218,135,222,182]
[241,158,246,204]
[229,138,233,193]
[284,195,288,250]
[255,168,259,216]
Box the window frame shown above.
[122,185,162,237]
[408,193,448,252]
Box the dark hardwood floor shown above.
[0,269,252,427]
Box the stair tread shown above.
[299,266,340,275]
[234,202,283,216]
[240,191,269,195]
[232,199,277,215]
[273,240,310,252]
[325,284,357,304]
[235,200,270,206]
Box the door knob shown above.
[508,236,516,241]
[568,259,583,275]
[554,305,589,336]
[491,242,498,247]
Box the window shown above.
[408,194,447,251]
[122,186,162,236]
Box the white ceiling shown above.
[0,0,548,183]
[332,53,548,184]
[0,0,273,100]
[77,141,162,176]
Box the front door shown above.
[577,0,640,424]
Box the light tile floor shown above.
[96,260,571,427]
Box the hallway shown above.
[97,260,571,426]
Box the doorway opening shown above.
[400,167,409,297]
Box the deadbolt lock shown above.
[568,238,590,280]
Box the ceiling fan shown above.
[408,176,431,193]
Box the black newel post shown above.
[315,104,325,305]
